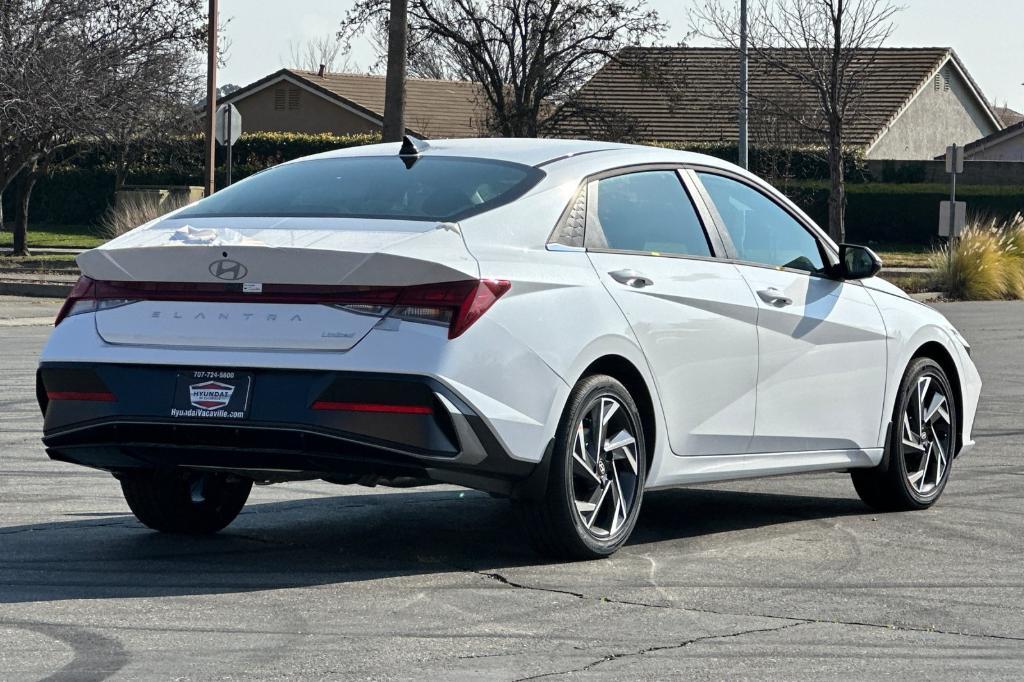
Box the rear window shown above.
[176,155,544,221]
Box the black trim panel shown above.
[37,363,542,496]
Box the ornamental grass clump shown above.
[99,192,190,239]
[929,220,1015,301]
[1003,213,1024,299]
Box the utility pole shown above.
[738,0,749,170]
[382,0,408,142]
[204,0,218,196]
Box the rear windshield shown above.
[176,155,544,222]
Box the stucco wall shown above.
[233,82,381,136]
[866,62,998,160]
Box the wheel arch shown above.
[578,354,657,477]
[910,340,965,456]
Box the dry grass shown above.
[99,192,190,239]
[930,214,1024,300]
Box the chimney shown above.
[317,64,326,78]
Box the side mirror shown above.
[838,244,883,280]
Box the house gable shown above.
[221,69,487,139]
[867,57,1001,160]
[230,76,383,136]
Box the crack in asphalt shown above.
[476,570,1024,645]
[514,621,810,680]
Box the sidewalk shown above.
[0,272,77,297]
[1,247,86,256]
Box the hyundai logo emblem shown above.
[209,258,248,281]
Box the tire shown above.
[516,374,647,560]
[120,469,252,534]
[852,357,957,511]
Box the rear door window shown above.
[176,156,544,221]
[585,171,712,257]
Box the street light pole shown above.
[204,0,218,197]
[738,0,749,170]
[382,0,408,143]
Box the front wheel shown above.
[120,470,252,534]
[516,375,647,560]
[852,357,957,511]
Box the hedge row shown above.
[787,182,1024,244]
[64,131,381,175]
[5,132,381,226]
[648,141,869,182]
[6,131,1022,247]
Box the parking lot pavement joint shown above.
[512,620,811,680]
[474,570,1024,645]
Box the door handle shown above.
[608,269,654,288]
[757,288,793,307]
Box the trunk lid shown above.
[82,217,479,351]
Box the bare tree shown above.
[341,0,666,138]
[0,0,206,255]
[286,34,352,73]
[692,0,901,243]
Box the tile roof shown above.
[560,47,996,147]
[952,118,1024,157]
[995,106,1024,128]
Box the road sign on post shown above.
[945,144,964,174]
[943,143,965,241]
[215,103,242,186]
[939,201,966,238]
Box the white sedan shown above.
[37,137,981,559]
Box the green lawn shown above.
[0,224,106,250]
[879,270,937,293]
[0,253,80,274]
[871,242,935,268]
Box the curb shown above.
[0,281,72,298]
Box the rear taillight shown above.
[54,276,97,326]
[53,276,510,338]
[392,279,511,339]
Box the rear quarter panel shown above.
[459,184,673,480]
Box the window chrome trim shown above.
[546,243,586,252]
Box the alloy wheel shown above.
[570,395,641,538]
[900,373,954,498]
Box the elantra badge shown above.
[189,381,236,410]
[209,258,248,281]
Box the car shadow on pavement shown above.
[0,485,869,605]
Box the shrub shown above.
[645,141,868,182]
[929,215,1024,300]
[782,182,1024,244]
[1001,213,1024,299]
[98,191,191,239]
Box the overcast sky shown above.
[220,0,1024,112]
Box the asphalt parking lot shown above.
[1,297,1022,680]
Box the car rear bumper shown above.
[37,363,546,497]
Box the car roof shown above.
[305,137,730,170]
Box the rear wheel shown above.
[120,470,252,534]
[852,358,957,511]
[516,375,646,560]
